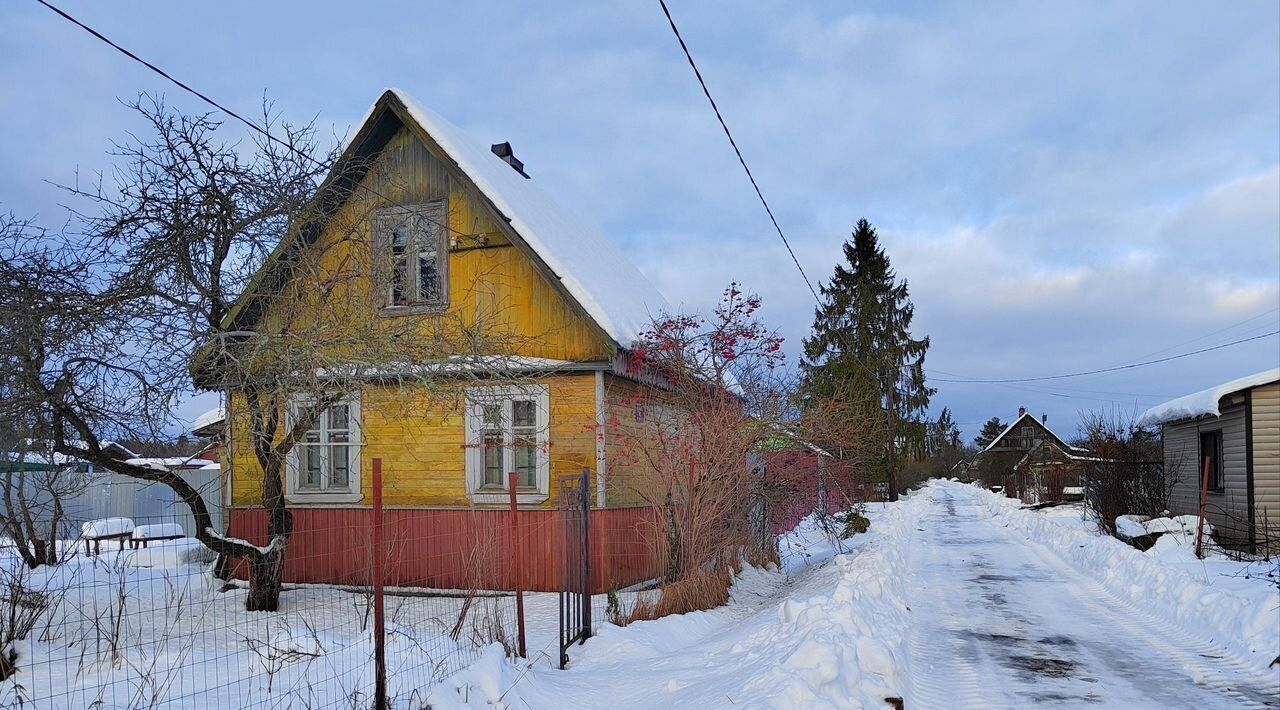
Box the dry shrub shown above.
[0,563,52,681]
[625,566,732,623]
[468,597,515,657]
[1079,410,1176,535]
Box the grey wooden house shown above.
[1140,368,1280,554]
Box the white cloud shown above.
[1,0,1276,439]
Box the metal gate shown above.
[558,468,591,668]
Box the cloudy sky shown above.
[2,1,1277,440]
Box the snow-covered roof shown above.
[3,439,138,467]
[125,456,217,471]
[192,406,224,433]
[382,89,671,347]
[1139,368,1280,427]
[979,412,1079,455]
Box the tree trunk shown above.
[663,490,681,583]
[887,384,899,502]
[245,546,287,612]
[243,457,295,612]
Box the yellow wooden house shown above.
[219,89,675,591]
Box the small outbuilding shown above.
[1140,368,1280,554]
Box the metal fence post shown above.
[1196,456,1211,560]
[508,471,527,657]
[372,458,387,710]
[581,467,592,639]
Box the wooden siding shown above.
[1251,382,1280,551]
[601,374,671,507]
[228,373,600,509]
[227,505,667,593]
[224,120,629,508]
[1163,397,1252,544]
[253,124,611,363]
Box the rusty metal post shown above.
[508,472,528,657]
[372,459,387,709]
[1196,456,1211,560]
[581,467,592,639]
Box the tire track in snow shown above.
[904,485,1278,709]
[902,488,1007,709]
[1007,506,1279,708]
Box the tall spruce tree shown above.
[801,218,933,501]
[974,417,1006,448]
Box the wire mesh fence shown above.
[0,457,848,706]
[0,472,524,708]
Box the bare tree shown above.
[1079,409,1178,536]
[610,284,881,618]
[1,97,528,610]
[0,214,98,568]
[0,438,87,569]
[609,287,781,593]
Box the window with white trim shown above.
[374,203,448,311]
[465,385,550,503]
[286,395,362,503]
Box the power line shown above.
[931,368,1175,400]
[35,0,482,242]
[931,330,1278,384]
[36,0,295,159]
[45,0,824,306]
[657,0,820,303]
[1117,306,1279,366]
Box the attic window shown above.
[374,203,449,311]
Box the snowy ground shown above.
[0,539,518,709]
[432,481,1280,709]
[904,482,1278,709]
[5,482,1277,708]
[428,497,922,708]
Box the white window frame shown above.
[373,202,449,313]
[464,384,550,504]
[285,393,363,504]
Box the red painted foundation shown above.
[226,505,667,594]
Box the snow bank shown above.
[1139,367,1279,426]
[966,482,1278,672]
[1114,515,1149,540]
[124,538,216,568]
[426,496,932,709]
[765,529,913,707]
[1142,515,1208,542]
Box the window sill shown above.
[468,490,549,505]
[286,492,364,505]
[379,303,448,318]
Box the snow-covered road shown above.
[904,484,1279,709]
[428,481,1278,709]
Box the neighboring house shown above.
[1140,368,1280,554]
[972,407,1087,486]
[1010,440,1096,502]
[949,458,975,481]
[192,405,226,462]
[216,89,680,592]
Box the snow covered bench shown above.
[81,518,135,556]
[130,523,185,549]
